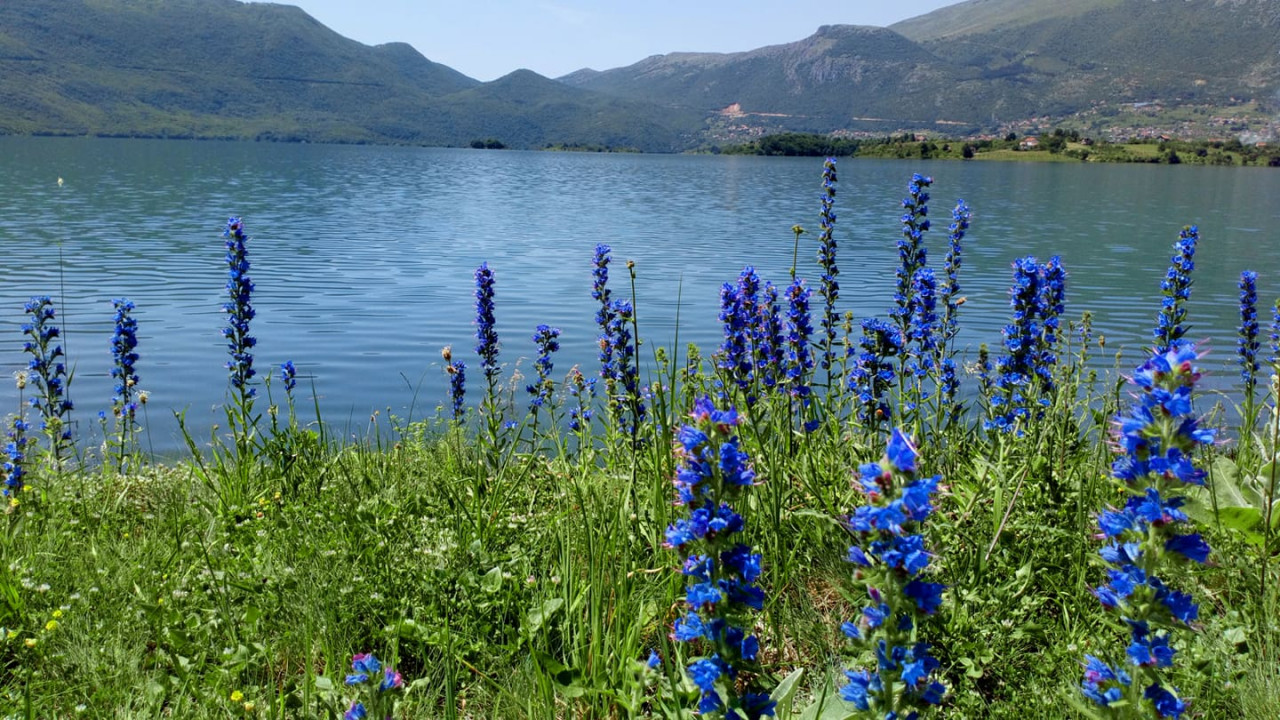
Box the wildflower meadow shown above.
[1,160,1278,719]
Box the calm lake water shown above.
[0,137,1277,453]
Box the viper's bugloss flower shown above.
[941,200,970,344]
[1083,341,1210,718]
[1035,256,1067,394]
[3,418,31,498]
[909,268,939,372]
[567,366,594,432]
[474,263,500,384]
[1238,270,1260,394]
[756,281,786,391]
[279,360,296,394]
[817,158,840,371]
[110,299,140,422]
[666,397,773,719]
[527,324,562,411]
[851,318,904,426]
[605,300,645,434]
[841,429,947,714]
[892,174,932,340]
[446,358,466,422]
[22,296,74,443]
[343,653,402,720]
[1269,298,1280,367]
[592,244,616,377]
[784,278,814,400]
[222,217,257,398]
[1153,225,1197,353]
[987,256,1065,434]
[719,268,760,392]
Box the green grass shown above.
[2,173,1279,719]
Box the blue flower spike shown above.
[666,397,774,719]
[1082,341,1212,718]
[840,428,946,717]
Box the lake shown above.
[0,137,1277,454]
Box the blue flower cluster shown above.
[985,255,1066,434]
[1238,270,1260,395]
[817,158,840,372]
[222,217,257,399]
[784,278,815,405]
[908,268,939,377]
[756,282,785,391]
[447,358,466,422]
[666,397,774,720]
[592,244,616,378]
[566,366,595,433]
[1082,342,1214,719]
[1153,226,1197,354]
[110,298,140,423]
[343,652,403,720]
[279,360,297,395]
[892,174,932,340]
[940,200,970,346]
[719,267,761,392]
[22,295,75,462]
[851,319,904,426]
[603,299,645,435]
[3,418,30,498]
[841,429,946,717]
[474,263,500,387]
[527,324,562,412]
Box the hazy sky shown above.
[279,0,961,81]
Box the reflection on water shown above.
[0,137,1277,452]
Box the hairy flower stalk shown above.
[1153,226,1197,354]
[666,397,774,720]
[109,298,141,472]
[817,158,840,378]
[841,429,947,717]
[22,296,73,468]
[1082,342,1214,719]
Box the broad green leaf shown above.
[524,597,564,636]
[770,667,804,715]
[480,566,503,594]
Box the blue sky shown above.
[281,0,961,81]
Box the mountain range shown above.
[1,0,1276,150]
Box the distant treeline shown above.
[719,131,1280,167]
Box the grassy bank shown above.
[2,167,1278,720]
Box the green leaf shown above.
[1218,506,1263,533]
[532,649,584,698]
[481,566,503,594]
[770,667,804,715]
[524,597,564,636]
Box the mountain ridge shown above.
[1,0,1276,149]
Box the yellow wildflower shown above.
[230,690,244,703]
